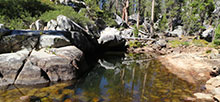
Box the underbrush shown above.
[168,39,210,48]
[0,0,93,29]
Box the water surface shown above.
[0,53,197,102]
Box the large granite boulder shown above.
[15,46,88,85]
[0,30,97,54]
[0,49,30,86]
[98,27,126,51]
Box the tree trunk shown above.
[137,0,141,28]
[125,0,129,24]
[122,0,129,24]
[115,0,118,13]
[150,0,155,33]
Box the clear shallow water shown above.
[0,53,197,102]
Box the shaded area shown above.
[0,53,197,102]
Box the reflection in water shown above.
[0,53,196,102]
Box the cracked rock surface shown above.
[0,49,30,86]
[15,46,87,85]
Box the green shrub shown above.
[0,0,92,29]
[214,24,220,45]
[0,0,52,29]
[133,26,139,37]
[40,6,91,26]
[192,39,209,47]
[128,40,145,48]
[168,40,190,47]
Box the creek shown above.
[0,53,198,102]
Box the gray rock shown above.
[143,18,151,33]
[0,24,5,29]
[98,27,126,50]
[166,26,183,38]
[35,19,45,30]
[201,27,214,42]
[128,13,144,25]
[0,30,40,54]
[15,46,88,84]
[156,39,167,48]
[14,60,49,85]
[29,19,45,30]
[114,13,123,25]
[56,15,73,31]
[39,34,71,48]
[29,22,36,30]
[47,20,58,30]
[121,28,133,38]
[0,50,29,86]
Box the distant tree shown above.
[122,0,129,24]
[136,0,141,28]
[150,0,155,33]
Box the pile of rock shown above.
[193,66,220,101]
[0,15,126,86]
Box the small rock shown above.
[0,24,5,29]
[193,93,213,101]
[30,19,45,30]
[156,39,167,48]
[214,95,220,102]
[166,26,183,38]
[56,15,73,31]
[206,76,220,87]
[47,20,58,30]
[210,66,220,77]
[210,87,220,95]
[205,84,215,92]
[201,27,214,42]
[20,96,30,102]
